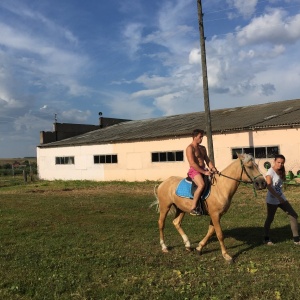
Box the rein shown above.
[217,159,264,196]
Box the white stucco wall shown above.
[214,128,300,173]
[37,127,300,181]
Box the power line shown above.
[203,3,300,40]
[204,0,278,15]
[205,3,300,22]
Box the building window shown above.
[243,147,254,156]
[94,154,118,164]
[254,147,266,158]
[266,146,280,158]
[55,156,75,165]
[152,151,184,162]
[232,146,279,159]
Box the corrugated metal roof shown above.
[39,99,300,148]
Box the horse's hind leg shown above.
[172,210,191,251]
[158,205,170,253]
[196,219,215,254]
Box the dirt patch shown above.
[14,185,157,197]
[0,181,160,196]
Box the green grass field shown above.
[0,178,300,299]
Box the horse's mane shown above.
[241,153,254,163]
[221,153,254,173]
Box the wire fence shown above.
[0,168,37,176]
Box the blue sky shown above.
[1,0,300,158]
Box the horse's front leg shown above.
[196,219,215,254]
[172,211,192,251]
[210,214,233,263]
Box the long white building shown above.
[37,99,300,181]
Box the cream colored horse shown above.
[152,153,266,263]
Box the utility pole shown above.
[197,0,215,164]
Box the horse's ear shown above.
[236,152,243,159]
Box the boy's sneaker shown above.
[264,239,274,246]
[190,209,202,216]
[293,236,300,245]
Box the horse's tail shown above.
[149,184,160,213]
[150,183,176,216]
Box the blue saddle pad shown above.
[175,179,193,199]
[175,178,210,200]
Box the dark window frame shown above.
[231,146,279,159]
[55,156,75,165]
[94,154,118,164]
[151,151,184,162]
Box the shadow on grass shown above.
[224,225,292,244]
[167,225,292,260]
[223,225,292,259]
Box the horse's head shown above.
[238,153,267,190]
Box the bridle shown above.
[218,159,263,184]
[216,159,264,196]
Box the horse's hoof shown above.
[162,248,169,253]
[195,247,202,255]
[223,254,233,263]
[225,258,234,264]
[185,247,192,252]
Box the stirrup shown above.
[190,208,202,216]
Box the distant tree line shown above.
[0,160,37,176]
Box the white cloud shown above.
[122,23,144,58]
[0,1,78,45]
[236,10,300,45]
[144,25,194,52]
[238,44,286,61]
[259,83,276,96]
[61,109,91,123]
[0,18,90,98]
[135,74,173,88]
[103,91,156,119]
[154,92,185,115]
[157,0,194,31]
[38,104,92,125]
[122,0,195,61]
[189,48,201,64]
[0,23,37,51]
[14,113,50,131]
[131,87,172,99]
[151,0,195,55]
[0,79,26,112]
[227,0,258,18]
[116,3,300,118]
[1,0,300,157]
